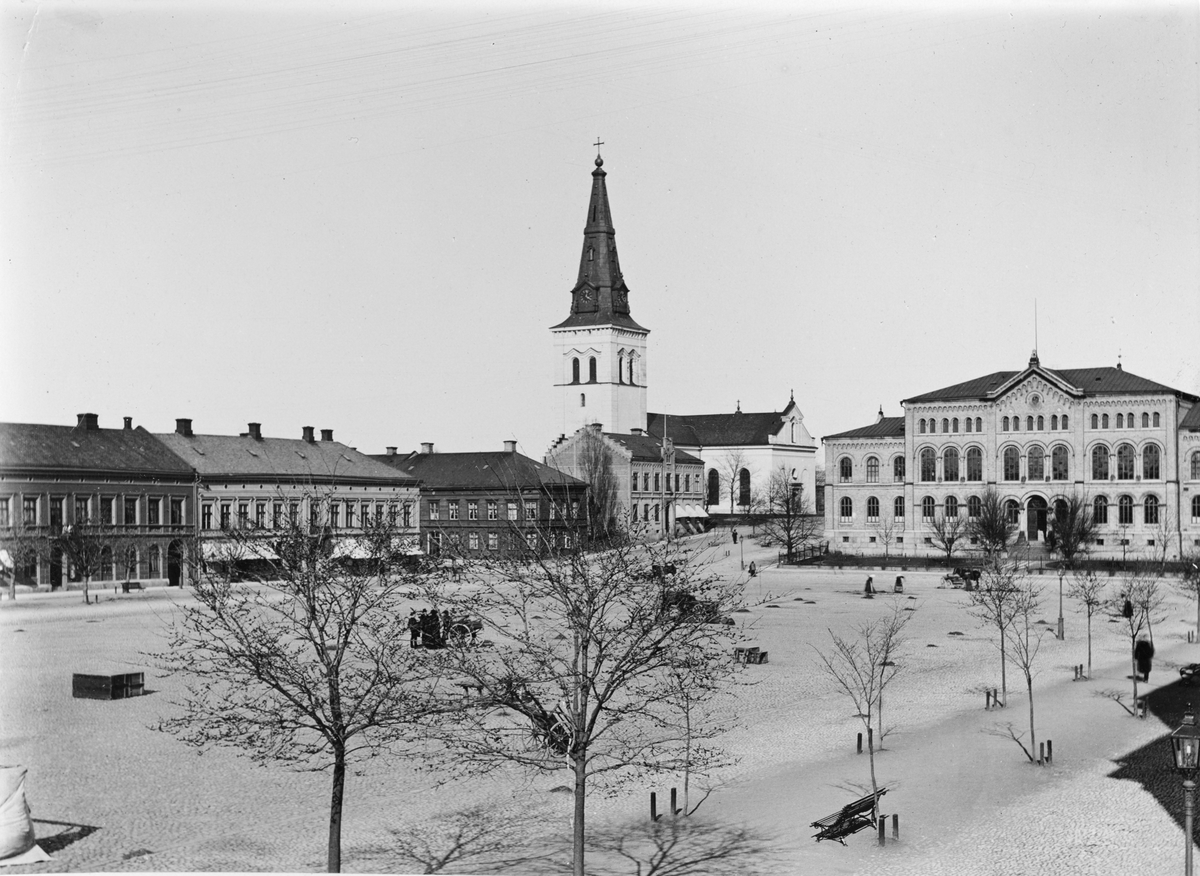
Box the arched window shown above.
[1003,446,1020,481]
[1093,495,1108,525]
[1153,412,1160,427]
[893,456,905,482]
[1053,498,1068,524]
[1002,416,1010,431]
[1142,412,1149,428]
[966,447,983,481]
[966,418,973,433]
[1091,414,1099,429]
[866,457,879,483]
[952,418,959,433]
[1193,451,1200,480]
[1005,499,1020,524]
[839,457,853,483]
[618,354,625,384]
[1092,445,1109,480]
[1116,444,1135,480]
[929,419,936,435]
[706,469,720,506]
[894,496,905,518]
[1051,415,1058,430]
[1102,414,1109,429]
[1116,413,1124,429]
[571,358,580,384]
[1037,416,1044,431]
[1051,445,1069,480]
[919,418,927,434]
[920,448,936,482]
[1127,411,1134,426]
[580,393,586,407]
[1061,415,1069,430]
[922,496,936,519]
[942,418,949,433]
[738,469,751,506]
[628,356,636,385]
[1143,444,1161,480]
[588,357,597,383]
[967,495,982,518]
[840,497,853,520]
[975,417,983,433]
[943,447,959,481]
[1144,496,1160,525]
[867,497,880,521]
[1028,446,1044,480]
[1027,416,1034,431]
[1118,495,1133,525]
[148,545,161,578]
[945,496,959,517]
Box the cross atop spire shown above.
[594,137,604,158]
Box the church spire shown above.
[552,152,646,331]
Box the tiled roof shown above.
[823,417,906,442]
[154,432,416,485]
[904,365,1194,404]
[1181,404,1200,431]
[603,432,703,464]
[376,451,587,491]
[0,421,195,476]
[647,411,786,447]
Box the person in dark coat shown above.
[864,575,874,595]
[731,529,738,544]
[1135,638,1155,681]
[416,609,429,648]
[407,611,420,648]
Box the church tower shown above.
[550,153,649,436]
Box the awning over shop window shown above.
[674,504,709,519]
[201,540,279,561]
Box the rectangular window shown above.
[0,497,9,527]
[202,504,213,530]
[359,502,369,526]
[273,503,283,528]
[468,502,479,520]
[507,501,518,521]
[388,504,398,524]
[631,503,638,522]
[22,496,37,526]
[488,500,498,521]
[330,504,340,528]
[525,501,537,521]
[148,498,161,527]
[654,473,661,492]
[171,498,183,526]
[220,503,231,529]
[50,497,63,528]
[311,502,321,531]
[376,503,385,524]
[401,502,411,527]
[75,496,89,524]
[487,532,498,550]
[685,474,690,492]
[643,473,650,492]
[124,497,138,526]
[448,502,459,521]
[468,532,479,550]
[674,474,680,493]
[290,502,300,525]
[429,500,440,521]
[345,502,355,529]
[237,503,248,528]
[896,537,904,544]
[102,496,114,524]
[526,531,538,549]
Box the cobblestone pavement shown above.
[1,547,1194,873]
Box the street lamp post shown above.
[1057,569,1065,641]
[1169,706,1200,876]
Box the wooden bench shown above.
[118,581,144,594]
[811,787,889,844]
[72,671,145,700]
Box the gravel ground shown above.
[1,542,1194,874]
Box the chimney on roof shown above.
[175,418,193,437]
[876,406,884,424]
[320,429,334,442]
[503,440,517,453]
[386,446,397,456]
[123,416,132,430]
[302,426,315,443]
[420,442,434,454]
[630,427,643,435]
[248,422,262,441]
[76,413,99,431]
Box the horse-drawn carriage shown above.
[942,568,982,589]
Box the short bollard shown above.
[867,727,873,751]
[892,813,899,840]
[1047,739,1053,764]
[877,817,885,846]
[650,791,658,822]
[857,732,863,754]
[1038,742,1045,765]
[994,688,1001,708]
[671,787,679,817]
[985,690,991,710]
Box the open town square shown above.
[3,534,1198,875]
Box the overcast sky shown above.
[3,2,1196,460]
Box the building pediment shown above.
[992,372,1076,410]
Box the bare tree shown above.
[715,448,751,514]
[1148,509,1179,575]
[156,496,434,872]
[1110,569,1166,708]
[0,527,44,600]
[424,537,742,876]
[1178,549,1200,638]
[870,515,898,561]
[574,426,621,541]
[54,521,125,605]
[756,467,820,563]
[1002,571,1047,763]
[927,512,967,564]
[813,600,913,815]
[1046,491,1097,570]
[967,560,1025,707]
[1067,570,1107,678]
[967,488,1016,560]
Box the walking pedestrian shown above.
[416,608,429,648]
[407,611,419,648]
[1135,638,1155,681]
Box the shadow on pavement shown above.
[1107,677,1200,845]
[32,818,100,854]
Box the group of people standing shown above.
[408,608,452,649]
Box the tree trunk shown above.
[571,754,587,876]
[999,630,1008,706]
[1131,641,1139,709]
[876,691,883,749]
[1026,673,1036,763]
[327,746,346,872]
[1086,614,1093,678]
[866,724,879,819]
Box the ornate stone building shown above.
[823,353,1200,560]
